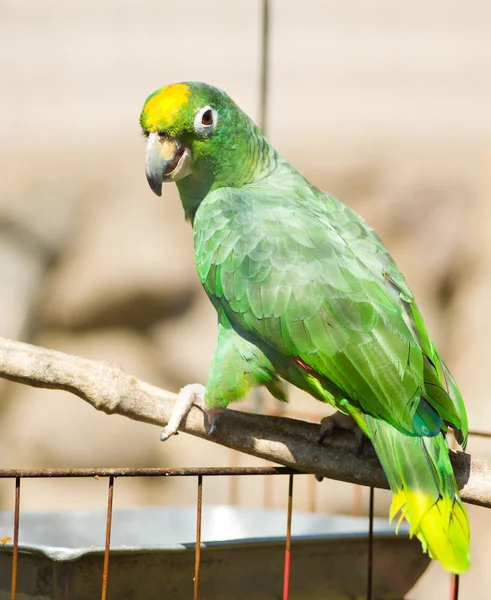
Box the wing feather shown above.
[194,185,466,439]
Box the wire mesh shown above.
[0,467,308,600]
[0,464,468,599]
[0,468,377,600]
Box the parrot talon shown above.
[207,416,219,436]
[317,416,334,445]
[160,429,179,442]
[203,406,224,436]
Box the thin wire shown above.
[366,487,374,600]
[194,475,203,600]
[259,0,270,133]
[258,0,273,509]
[101,475,114,600]
[282,474,294,600]
[451,574,460,600]
[0,466,301,479]
[468,430,491,439]
[258,0,272,511]
[10,477,20,600]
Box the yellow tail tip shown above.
[391,491,470,574]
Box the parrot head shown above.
[140,82,254,202]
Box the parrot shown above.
[140,82,470,574]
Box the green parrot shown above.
[140,82,470,573]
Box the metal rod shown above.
[451,574,460,600]
[194,475,203,600]
[259,0,270,133]
[282,474,294,600]
[468,430,491,439]
[101,475,114,600]
[366,487,374,600]
[10,477,20,600]
[0,466,302,479]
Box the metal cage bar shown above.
[367,487,375,600]
[194,475,203,600]
[101,475,115,600]
[9,477,20,600]
[282,473,294,600]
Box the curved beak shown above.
[145,133,180,197]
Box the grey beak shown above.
[145,133,175,197]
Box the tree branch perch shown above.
[0,336,489,508]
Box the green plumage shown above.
[141,82,470,573]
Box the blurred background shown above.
[0,0,490,597]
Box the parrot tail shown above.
[366,416,470,573]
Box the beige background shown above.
[1,1,490,597]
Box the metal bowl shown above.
[0,506,430,599]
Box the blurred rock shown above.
[0,230,44,340]
[152,288,217,389]
[0,183,80,340]
[41,181,198,330]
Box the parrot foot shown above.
[160,383,223,441]
[315,412,366,481]
[317,412,366,454]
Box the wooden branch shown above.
[0,336,489,508]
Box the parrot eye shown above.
[194,106,217,136]
[201,109,213,125]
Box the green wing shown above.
[194,184,467,443]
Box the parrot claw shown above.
[160,429,178,442]
[207,416,219,436]
[317,416,334,445]
[318,412,366,457]
[160,383,223,441]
